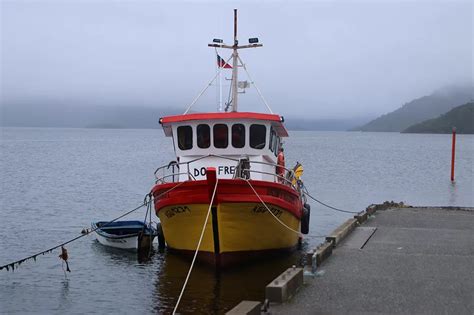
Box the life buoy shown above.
[277,150,285,177]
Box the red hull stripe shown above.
[151,179,303,219]
[160,112,288,137]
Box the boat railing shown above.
[153,154,300,191]
[154,172,197,184]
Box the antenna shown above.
[208,9,263,112]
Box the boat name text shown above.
[193,166,236,177]
[252,205,283,218]
[165,206,191,218]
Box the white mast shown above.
[231,9,239,112]
[208,9,263,112]
[215,48,223,111]
[219,61,223,111]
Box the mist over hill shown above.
[353,85,473,132]
[0,102,179,129]
[402,102,474,134]
[0,102,371,131]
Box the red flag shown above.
[217,54,232,69]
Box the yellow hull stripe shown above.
[157,203,300,253]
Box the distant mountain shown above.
[402,102,474,134]
[353,85,473,132]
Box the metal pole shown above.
[231,9,239,112]
[451,127,456,182]
[183,55,233,114]
[237,55,274,114]
[214,48,222,111]
[219,58,223,111]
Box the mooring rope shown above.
[302,185,359,214]
[173,178,219,315]
[244,179,302,235]
[0,181,186,272]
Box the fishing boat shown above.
[91,220,157,251]
[150,10,310,267]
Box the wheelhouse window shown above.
[269,128,275,152]
[273,136,279,156]
[232,124,245,148]
[197,124,210,148]
[250,124,266,149]
[213,124,228,148]
[177,126,193,150]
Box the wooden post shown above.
[451,127,456,182]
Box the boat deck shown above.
[270,206,474,314]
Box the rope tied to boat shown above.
[172,178,219,315]
[244,178,302,236]
[301,184,359,214]
[0,181,186,272]
[138,193,154,257]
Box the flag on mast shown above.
[217,54,232,68]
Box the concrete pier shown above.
[270,206,474,314]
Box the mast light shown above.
[249,38,259,44]
[213,38,223,43]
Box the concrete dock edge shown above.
[225,301,262,315]
[326,218,358,248]
[227,202,417,313]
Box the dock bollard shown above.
[265,266,304,303]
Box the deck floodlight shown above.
[213,38,223,43]
[249,37,259,44]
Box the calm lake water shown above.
[1,128,473,314]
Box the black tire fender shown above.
[157,222,166,249]
[301,203,311,234]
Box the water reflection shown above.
[153,247,307,314]
[60,279,70,305]
[449,181,458,205]
[91,239,159,266]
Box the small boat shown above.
[91,220,157,251]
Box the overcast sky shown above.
[1,0,472,119]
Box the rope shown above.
[139,195,154,257]
[183,55,233,114]
[0,181,186,272]
[244,179,301,235]
[302,185,358,214]
[237,55,274,114]
[173,178,219,315]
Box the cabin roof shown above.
[159,112,289,137]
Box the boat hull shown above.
[152,178,303,267]
[94,231,142,250]
[92,221,156,251]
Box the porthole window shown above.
[250,124,266,149]
[232,124,245,148]
[177,126,193,150]
[213,124,228,148]
[197,124,210,148]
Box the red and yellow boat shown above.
[150,10,310,267]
